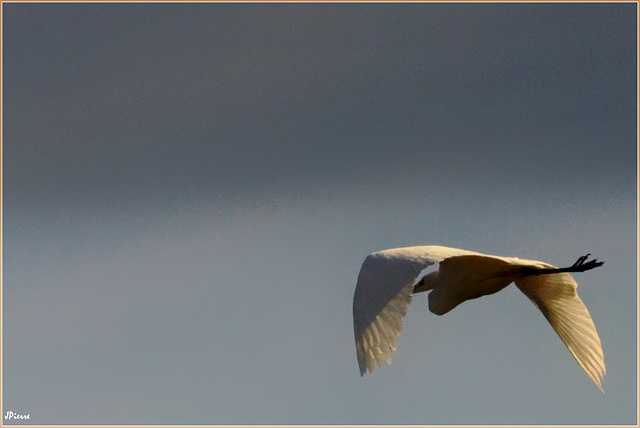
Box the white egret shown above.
[352,245,606,391]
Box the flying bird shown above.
[352,245,606,391]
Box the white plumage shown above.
[352,245,606,391]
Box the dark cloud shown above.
[3,3,636,210]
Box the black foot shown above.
[570,254,604,272]
[572,253,591,267]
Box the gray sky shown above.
[2,3,637,425]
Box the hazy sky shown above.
[2,3,637,425]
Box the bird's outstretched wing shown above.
[353,253,428,375]
[353,246,479,375]
[515,272,606,391]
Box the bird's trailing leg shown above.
[520,254,604,277]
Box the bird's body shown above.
[352,245,605,391]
